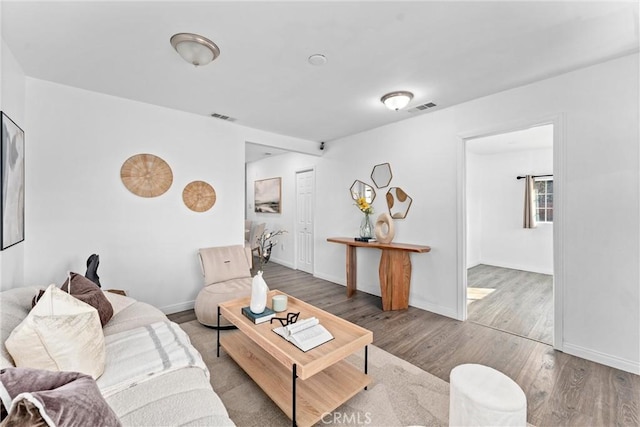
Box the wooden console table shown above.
[327,237,431,311]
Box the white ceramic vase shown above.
[250,270,269,314]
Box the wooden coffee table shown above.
[217,290,373,427]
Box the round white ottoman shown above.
[449,364,527,427]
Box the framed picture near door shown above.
[1,112,25,250]
[254,177,281,213]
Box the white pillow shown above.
[102,290,136,316]
[5,284,106,379]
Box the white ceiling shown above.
[245,141,291,163]
[2,1,638,145]
[466,124,554,155]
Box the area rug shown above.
[180,320,450,426]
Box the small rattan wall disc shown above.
[120,154,173,198]
[183,180,216,212]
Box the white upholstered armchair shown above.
[194,245,253,328]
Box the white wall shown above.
[4,40,639,373]
[21,78,316,313]
[467,148,554,274]
[455,54,639,373]
[315,107,460,319]
[245,152,321,269]
[306,54,638,373]
[466,151,483,268]
[0,38,26,290]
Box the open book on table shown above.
[272,317,334,352]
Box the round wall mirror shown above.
[386,187,413,219]
[371,163,392,188]
[350,180,376,204]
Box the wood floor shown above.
[170,262,640,427]
[467,264,553,344]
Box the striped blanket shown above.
[96,321,208,397]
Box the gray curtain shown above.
[523,175,537,229]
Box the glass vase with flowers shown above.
[356,197,374,238]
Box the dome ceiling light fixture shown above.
[381,91,414,111]
[308,54,327,66]
[170,33,220,67]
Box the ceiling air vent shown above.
[210,112,236,122]
[408,102,437,113]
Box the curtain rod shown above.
[516,174,553,180]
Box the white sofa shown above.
[0,286,234,426]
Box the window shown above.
[534,178,553,223]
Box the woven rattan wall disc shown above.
[120,154,173,198]
[183,180,216,212]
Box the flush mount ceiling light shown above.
[381,91,414,111]
[308,54,327,66]
[170,33,220,67]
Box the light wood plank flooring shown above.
[467,264,553,344]
[171,262,639,427]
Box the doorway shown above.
[464,124,555,345]
[295,169,314,274]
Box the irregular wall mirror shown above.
[386,187,412,219]
[371,163,393,188]
[350,180,376,204]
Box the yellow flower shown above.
[355,197,373,215]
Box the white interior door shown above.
[296,169,314,274]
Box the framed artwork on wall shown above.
[254,177,281,213]
[1,112,25,250]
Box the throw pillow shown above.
[0,399,47,427]
[0,367,121,427]
[61,272,113,326]
[31,289,45,307]
[102,291,135,316]
[5,284,106,379]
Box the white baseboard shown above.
[410,296,459,320]
[467,258,481,269]
[313,272,346,287]
[310,272,459,320]
[160,299,195,315]
[269,258,295,269]
[562,342,640,375]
